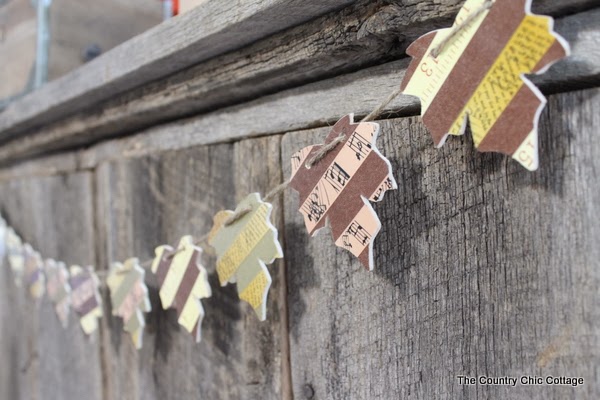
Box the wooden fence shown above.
[0,1,598,399]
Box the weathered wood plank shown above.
[281,88,600,399]
[70,7,600,170]
[95,136,290,399]
[1,1,597,165]
[0,0,358,140]
[0,172,102,400]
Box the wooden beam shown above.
[0,0,597,159]
[0,6,599,169]
[0,4,597,171]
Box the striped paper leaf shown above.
[400,0,569,170]
[108,258,151,349]
[151,236,211,343]
[45,259,71,328]
[69,265,103,335]
[289,114,397,271]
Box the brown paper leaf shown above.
[151,236,212,343]
[289,114,397,271]
[400,0,569,170]
[69,265,103,335]
[23,244,45,300]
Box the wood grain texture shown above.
[95,136,290,399]
[3,0,599,167]
[0,172,102,400]
[281,88,600,399]
[0,0,358,140]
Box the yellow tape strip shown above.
[239,272,269,312]
[217,204,270,284]
[449,15,555,144]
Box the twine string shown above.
[223,206,253,227]
[263,180,292,203]
[304,133,346,169]
[430,0,494,59]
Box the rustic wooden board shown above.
[95,136,290,399]
[1,1,598,164]
[68,5,600,171]
[0,0,359,140]
[281,88,600,399]
[0,172,102,400]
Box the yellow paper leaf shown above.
[209,193,283,321]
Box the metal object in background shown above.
[33,0,52,89]
[163,0,173,20]
[0,0,51,109]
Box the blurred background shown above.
[0,0,204,106]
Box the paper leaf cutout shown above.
[289,114,397,271]
[6,228,25,286]
[400,0,569,171]
[23,244,45,300]
[69,265,103,335]
[45,259,71,327]
[151,236,211,342]
[108,258,151,349]
[208,193,283,321]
